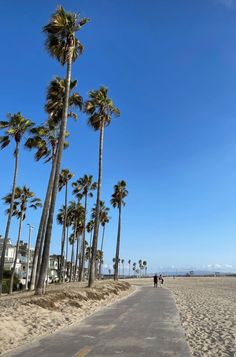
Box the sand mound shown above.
[0,280,132,355]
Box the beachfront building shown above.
[0,236,34,278]
[18,240,34,279]
[0,236,19,271]
[48,254,61,282]
[0,235,62,283]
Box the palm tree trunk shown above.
[30,159,55,290]
[79,194,87,282]
[70,240,74,282]
[88,124,104,287]
[65,226,69,279]
[114,204,122,281]
[35,56,72,295]
[99,224,105,279]
[0,142,19,295]
[9,211,23,294]
[87,229,93,277]
[35,222,47,287]
[75,235,80,281]
[59,182,68,283]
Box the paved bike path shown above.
[5,285,192,357]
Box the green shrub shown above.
[3,270,12,279]
[2,270,20,293]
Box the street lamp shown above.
[26,224,34,290]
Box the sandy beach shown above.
[128,276,236,356]
[0,280,133,355]
[165,277,236,357]
[1,277,236,356]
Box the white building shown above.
[0,236,18,271]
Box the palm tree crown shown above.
[57,204,73,227]
[67,200,85,230]
[100,207,110,227]
[3,186,42,220]
[91,201,110,224]
[43,6,89,65]
[0,113,34,150]
[25,76,82,163]
[58,169,74,191]
[25,122,61,162]
[86,219,95,233]
[85,86,120,130]
[72,175,97,201]
[45,77,83,124]
[111,180,128,208]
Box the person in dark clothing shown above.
[153,274,158,288]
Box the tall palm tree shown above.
[57,204,71,280]
[86,219,94,276]
[96,250,103,277]
[85,246,91,262]
[139,259,143,277]
[128,259,131,277]
[68,233,75,281]
[65,200,84,281]
[118,258,121,277]
[36,7,89,295]
[121,259,125,278]
[58,169,74,282]
[0,113,34,295]
[72,175,96,281]
[74,208,85,281]
[97,203,110,279]
[26,121,59,290]
[111,180,128,281]
[86,219,94,250]
[3,186,41,293]
[85,87,120,287]
[112,257,116,274]
[66,201,78,282]
[64,201,77,280]
[91,200,110,277]
[143,261,147,276]
[27,77,81,291]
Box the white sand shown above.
[165,277,236,357]
[0,280,133,355]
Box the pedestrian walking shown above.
[159,274,164,287]
[153,274,158,288]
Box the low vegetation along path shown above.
[6,284,191,357]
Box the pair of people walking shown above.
[153,274,164,288]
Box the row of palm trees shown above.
[0,6,128,296]
[128,259,148,276]
[110,259,148,277]
[56,174,111,283]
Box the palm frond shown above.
[0,136,10,149]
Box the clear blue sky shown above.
[1,0,236,273]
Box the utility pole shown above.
[26,224,33,290]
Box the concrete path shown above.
[5,285,192,357]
